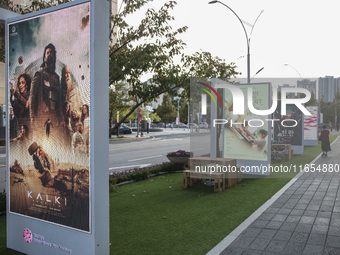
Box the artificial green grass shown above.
[110,174,291,255]
[1,135,338,255]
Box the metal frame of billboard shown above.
[5,0,109,254]
[210,78,271,175]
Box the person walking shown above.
[319,125,331,157]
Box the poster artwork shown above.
[223,84,269,161]
[8,3,91,232]
[273,102,303,146]
[304,106,318,140]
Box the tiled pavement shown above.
[219,136,340,255]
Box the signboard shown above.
[6,0,109,254]
[223,83,270,162]
[8,1,91,232]
[273,100,304,154]
[304,106,318,146]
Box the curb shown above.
[109,136,153,142]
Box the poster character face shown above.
[64,66,72,84]
[18,77,27,94]
[43,44,57,69]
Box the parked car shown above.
[165,123,173,128]
[199,122,209,129]
[172,122,180,128]
[156,122,165,128]
[111,125,132,135]
[179,123,188,128]
[189,123,198,129]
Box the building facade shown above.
[318,76,338,102]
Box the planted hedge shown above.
[109,162,183,186]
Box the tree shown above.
[109,82,131,137]
[179,98,188,124]
[109,1,239,133]
[156,94,176,127]
[304,91,318,107]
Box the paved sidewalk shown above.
[215,136,340,255]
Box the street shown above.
[109,134,189,173]
[109,130,210,173]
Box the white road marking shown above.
[109,163,151,171]
[128,155,163,162]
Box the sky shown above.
[119,0,340,79]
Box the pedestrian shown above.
[319,125,331,157]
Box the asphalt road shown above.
[109,131,210,173]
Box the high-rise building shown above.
[297,79,317,96]
[318,76,337,102]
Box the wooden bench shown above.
[183,157,241,192]
[271,144,293,161]
[183,170,225,192]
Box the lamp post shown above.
[284,63,302,78]
[284,63,302,97]
[209,1,263,84]
[250,67,265,81]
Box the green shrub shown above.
[108,162,183,188]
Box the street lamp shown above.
[284,64,302,97]
[250,67,264,81]
[283,63,302,78]
[208,1,263,84]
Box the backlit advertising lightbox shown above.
[6,1,110,254]
[8,1,91,232]
[273,102,303,146]
[304,106,318,145]
[273,100,304,154]
[223,83,270,162]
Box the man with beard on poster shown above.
[29,43,65,143]
[61,65,83,137]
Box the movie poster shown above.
[304,106,318,140]
[223,84,269,161]
[273,101,303,146]
[8,3,91,232]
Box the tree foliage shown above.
[156,94,176,126]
